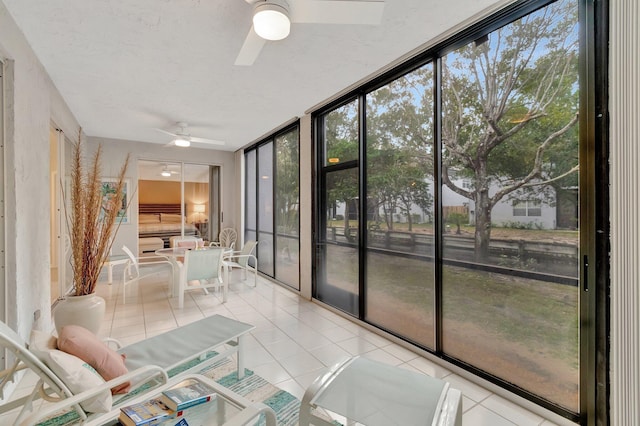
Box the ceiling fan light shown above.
[253,1,290,41]
[174,137,191,147]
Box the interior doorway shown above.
[49,126,60,304]
[0,59,6,327]
[137,160,221,249]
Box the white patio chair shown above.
[169,235,203,248]
[209,228,237,250]
[177,247,227,309]
[122,245,174,303]
[0,321,168,425]
[0,315,257,425]
[224,240,259,287]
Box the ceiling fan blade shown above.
[290,0,385,25]
[234,26,267,66]
[154,128,179,137]
[189,136,226,146]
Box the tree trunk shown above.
[343,201,351,242]
[474,190,492,262]
[405,202,413,231]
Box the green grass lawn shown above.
[320,244,579,411]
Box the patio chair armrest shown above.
[228,254,257,265]
[223,250,242,259]
[18,365,169,426]
[102,337,123,350]
[209,241,221,247]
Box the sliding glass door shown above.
[315,0,589,420]
[137,160,220,247]
[244,124,300,290]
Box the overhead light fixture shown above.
[161,170,171,177]
[174,137,191,147]
[253,0,290,41]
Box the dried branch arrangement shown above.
[66,128,130,296]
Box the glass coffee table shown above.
[299,356,462,426]
[103,374,276,426]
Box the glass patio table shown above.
[299,356,462,426]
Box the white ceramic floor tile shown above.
[251,360,293,385]
[482,395,544,426]
[279,352,325,377]
[243,345,277,369]
[463,404,517,426]
[310,343,352,367]
[444,374,493,403]
[288,330,333,351]
[262,338,308,360]
[462,395,477,413]
[294,368,328,391]
[252,326,290,346]
[317,326,356,342]
[336,336,379,356]
[381,343,420,362]
[110,324,146,339]
[82,274,571,426]
[407,356,452,379]
[360,348,403,366]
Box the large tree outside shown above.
[317,0,580,415]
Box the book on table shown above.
[119,397,181,426]
[159,378,217,411]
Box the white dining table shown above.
[154,246,232,299]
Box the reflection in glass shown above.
[324,100,358,166]
[440,0,579,411]
[258,143,274,276]
[246,150,257,234]
[317,168,359,316]
[364,62,435,348]
[275,129,300,289]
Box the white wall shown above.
[87,137,236,258]
[0,3,79,339]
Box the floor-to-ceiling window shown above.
[245,124,300,290]
[316,101,360,315]
[314,0,597,422]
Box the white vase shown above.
[53,293,106,335]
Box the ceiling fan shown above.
[159,164,180,177]
[235,0,385,66]
[155,122,225,148]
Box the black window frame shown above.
[311,0,607,424]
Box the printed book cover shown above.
[159,378,217,411]
[119,398,178,426]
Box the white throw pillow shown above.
[29,330,112,413]
[29,329,57,361]
[47,350,113,413]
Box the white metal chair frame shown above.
[0,321,168,425]
[178,247,227,308]
[209,227,237,250]
[121,245,174,303]
[224,240,259,287]
[169,235,203,248]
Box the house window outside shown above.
[513,200,542,217]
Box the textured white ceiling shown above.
[2,0,506,151]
